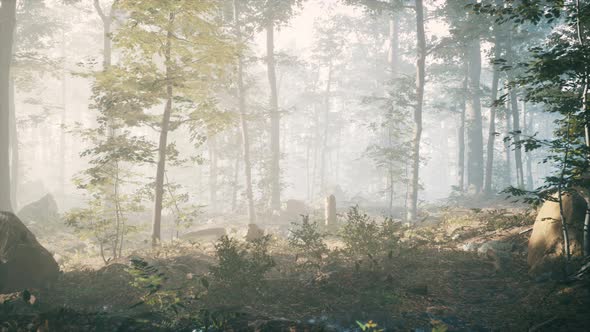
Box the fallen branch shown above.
[519,227,533,235]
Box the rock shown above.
[461,242,478,252]
[17,194,59,225]
[477,241,514,272]
[0,212,60,293]
[282,199,308,222]
[528,193,587,276]
[245,223,264,242]
[180,228,227,242]
[477,240,514,257]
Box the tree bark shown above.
[231,131,240,213]
[208,135,218,212]
[507,30,525,189]
[465,37,484,194]
[388,10,399,213]
[266,22,281,213]
[523,101,534,190]
[151,13,174,246]
[484,28,502,194]
[59,30,67,209]
[95,0,122,252]
[234,0,256,223]
[319,61,333,196]
[406,0,425,222]
[504,105,513,187]
[0,0,16,212]
[457,63,468,192]
[574,0,590,256]
[9,76,17,209]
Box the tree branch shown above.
[93,0,107,22]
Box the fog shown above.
[1,0,589,331]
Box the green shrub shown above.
[209,235,275,291]
[340,206,400,258]
[288,215,328,266]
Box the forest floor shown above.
[2,204,590,331]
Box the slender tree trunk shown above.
[266,22,281,213]
[504,105,512,187]
[457,64,468,192]
[59,30,67,209]
[231,131,240,213]
[319,61,333,196]
[507,30,524,189]
[208,135,218,212]
[457,109,465,191]
[523,102,534,190]
[234,0,256,223]
[484,73,500,195]
[510,89,524,188]
[151,13,174,246]
[0,0,16,212]
[406,0,425,222]
[388,10,399,213]
[574,0,590,256]
[95,1,123,254]
[9,76,17,209]
[306,139,311,201]
[484,16,502,194]
[465,37,484,194]
[311,104,320,201]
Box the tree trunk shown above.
[572,0,590,257]
[234,0,256,223]
[457,64,468,192]
[310,103,320,201]
[95,1,122,252]
[388,10,399,213]
[484,36,501,194]
[523,101,534,190]
[266,22,281,213]
[59,30,67,209]
[504,104,512,187]
[507,30,524,189]
[319,61,333,196]
[151,13,174,246]
[9,76,17,209]
[510,89,524,188]
[231,131,240,213]
[465,38,484,194]
[0,0,16,212]
[208,135,218,212]
[325,194,336,226]
[406,0,425,222]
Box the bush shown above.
[288,215,328,266]
[209,235,275,291]
[340,206,400,258]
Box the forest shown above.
[1,0,590,331]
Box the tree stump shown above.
[325,194,337,226]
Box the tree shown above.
[464,35,484,194]
[473,0,590,257]
[507,27,525,189]
[233,0,256,223]
[0,0,17,212]
[310,15,346,197]
[407,0,426,221]
[484,4,503,194]
[253,0,303,213]
[108,0,234,246]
